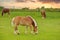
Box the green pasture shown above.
[0,10,60,40]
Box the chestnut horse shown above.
[11,16,38,35]
[2,8,10,16]
[41,10,46,19]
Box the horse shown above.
[41,10,46,19]
[2,8,10,16]
[11,16,38,35]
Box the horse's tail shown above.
[11,17,15,26]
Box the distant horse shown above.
[11,16,38,35]
[41,10,46,19]
[2,8,10,16]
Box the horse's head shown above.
[33,26,38,34]
[27,16,38,34]
[32,19,38,34]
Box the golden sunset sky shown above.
[0,0,60,9]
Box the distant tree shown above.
[0,6,3,9]
[36,8,40,12]
[22,7,29,10]
[41,6,45,9]
[0,6,3,10]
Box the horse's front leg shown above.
[14,25,20,35]
[30,25,34,34]
[25,26,28,34]
[8,12,10,17]
[2,12,4,16]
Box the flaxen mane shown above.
[26,16,37,27]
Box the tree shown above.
[41,6,45,9]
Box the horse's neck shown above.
[26,16,37,26]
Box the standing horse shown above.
[2,8,10,16]
[11,16,38,35]
[41,10,46,19]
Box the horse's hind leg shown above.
[14,25,20,35]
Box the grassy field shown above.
[0,10,60,40]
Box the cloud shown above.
[38,0,60,3]
[16,0,25,2]
[16,0,36,2]
[0,0,15,2]
[0,0,60,3]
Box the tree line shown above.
[0,6,60,12]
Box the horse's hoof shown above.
[14,32,17,35]
[35,33,38,35]
[17,33,20,35]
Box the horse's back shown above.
[13,16,22,25]
[12,16,33,26]
[2,8,9,13]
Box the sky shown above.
[0,0,60,3]
[38,0,60,3]
[0,0,60,9]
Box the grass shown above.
[0,11,60,40]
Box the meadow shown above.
[0,10,60,40]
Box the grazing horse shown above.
[2,8,10,16]
[41,10,46,19]
[11,16,38,35]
